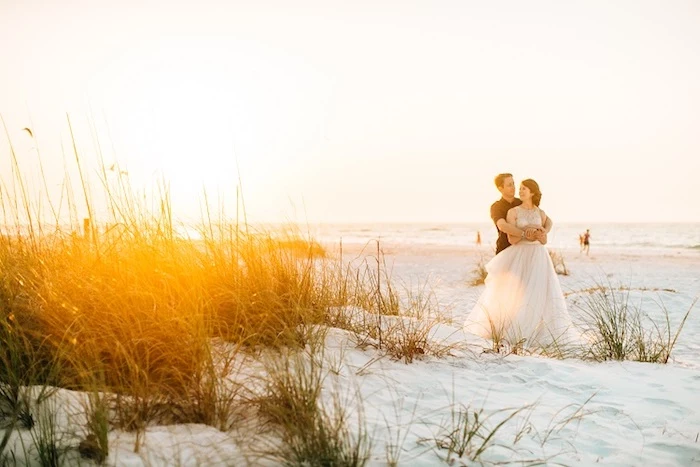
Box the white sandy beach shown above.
[3,242,699,466]
[346,242,700,466]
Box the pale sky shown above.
[1,0,699,224]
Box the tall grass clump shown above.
[205,226,333,349]
[326,244,453,363]
[469,254,490,286]
[330,240,400,317]
[571,280,697,363]
[432,402,531,464]
[164,340,249,432]
[548,249,569,275]
[0,303,63,460]
[377,283,454,363]
[255,345,371,466]
[79,389,110,464]
[29,400,65,467]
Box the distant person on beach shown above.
[465,177,577,352]
[476,231,482,247]
[582,229,591,256]
[489,173,551,254]
[579,234,585,252]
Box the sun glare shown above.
[87,50,236,215]
[77,36,333,223]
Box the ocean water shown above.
[5,222,699,254]
[308,222,700,253]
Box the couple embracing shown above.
[465,174,578,352]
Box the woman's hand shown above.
[536,230,548,245]
[525,226,548,244]
[508,226,540,245]
[523,225,548,244]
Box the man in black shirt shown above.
[490,173,552,254]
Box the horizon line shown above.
[250,220,700,225]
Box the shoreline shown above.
[321,239,700,263]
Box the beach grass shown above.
[0,128,429,463]
[469,253,490,286]
[253,343,371,466]
[570,281,697,363]
[548,249,569,275]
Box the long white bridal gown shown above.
[464,206,577,350]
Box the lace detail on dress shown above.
[515,206,542,230]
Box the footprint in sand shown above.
[639,397,686,419]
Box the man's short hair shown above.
[494,173,513,189]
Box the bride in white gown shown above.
[464,179,577,351]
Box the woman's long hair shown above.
[521,179,542,206]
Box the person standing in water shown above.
[582,229,591,255]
